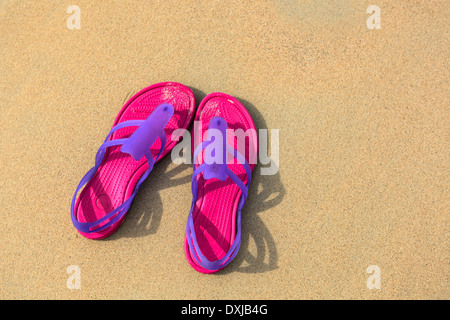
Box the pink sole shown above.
[185,93,258,273]
[75,82,196,239]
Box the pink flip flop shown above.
[71,82,196,239]
[184,93,258,273]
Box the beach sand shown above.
[0,0,448,299]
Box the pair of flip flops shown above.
[71,82,257,274]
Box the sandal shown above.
[184,93,258,273]
[71,82,196,239]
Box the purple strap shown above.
[186,117,252,271]
[71,104,174,234]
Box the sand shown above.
[0,0,448,299]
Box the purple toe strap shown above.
[121,103,173,161]
[71,103,174,234]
